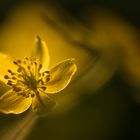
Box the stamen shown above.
[34,62,37,65]
[8,80,13,83]
[23,60,26,64]
[22,93,26,97]
[25,57,29,60]
[8,69,12,73]
[31,94,35,98]
[7,81,13,86]
[13,87,21,92]
[27,65,30,70]
[17,60,21,63]
[17,67,22,72]
[25,94,29,98]
[39,79,44,85]
[46,77,50,82]
[46,78,50,82]
[41,86,47,91]
[36,91,39,95]
[20,92,23,95]
[12,77,17,80]
[13,61,18,65]
[44,71,50,73]
[4,75,9,79]
[8,69,15,75]
[5,57,51,99]
[18,75,22,78]
[38,64,42,71]
[38,73,41,77]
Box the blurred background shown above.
[0,0,140,140]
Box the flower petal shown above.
[31,36,50,70]
[0,90,32,114]
[46,59,77,93]
[32,91,56,116]
[0,53,17,83]
[0,81,10,96]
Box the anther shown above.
[39,79,44,85]
[31,94,35,98]
[38,64,42,71]
[12,77,17,80]
[17,93,21,96]
[46,75,50,78]
[8,69,15,75]
[25,57,29,60]
[4,75,9,79]
[22,93,26,97]
[23,60,26,64]
[7,82,13,86]
[17,67,22,72]
[46,77,50,82]
[44,71,50,73]
[13,61,18,65]
[17,60,21,63]
[8,69,12,73]
[41,86,47,91]
[34,62,37,65]
[8,80,12,83]
[27,65,30,70]
[36,91,39,95]
[25,94,29,98]
[13,87,21,92]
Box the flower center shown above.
[4,57,50,98]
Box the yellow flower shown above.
[0,36,77,115]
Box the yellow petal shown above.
[0,81,10,96]
[31,36,50,70]
[0,90,32,114]
[46,59,77,93]
[0,53,17,83]
[32,91,56,115]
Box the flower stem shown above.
[1,112,38,140]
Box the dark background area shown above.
[0,0,140,27]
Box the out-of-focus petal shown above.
[32,91,56,115]
[31,36,50,70]
[46,59,77,94]
[0,53,17,83]
[0,90,32,114]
